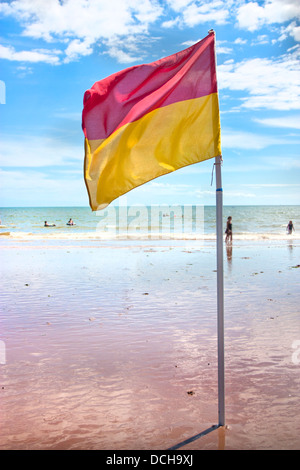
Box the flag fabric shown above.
[82,31,221,210]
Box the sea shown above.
[0,205,299,243]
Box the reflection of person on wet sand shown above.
[226,243,232,273]
[286,220,295,235]
[226,243,232,262]
[225,216,232,244]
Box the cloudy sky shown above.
[0,0,299,207]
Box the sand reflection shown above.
[1,242,300,449]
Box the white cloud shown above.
[64,38,94,63]
[0,135,82,167]
[104,47,141,64]
[217,46,233,54]
[290,22,300,41]
[254,116,300,129]
[0,168,86,206]
[0,0,163,63]
[135,181,196,198]
[237,0,300,34]
[244,183,300,188]
[218,47,300,110]
[221,129,299,149]
[181,39,201,47]
[1,0,299,67]
[0,0,158,40]
[251,34,269,45]
[236,2,266,31]
[16,65,33,77]
[164,0,232,28]
[166,0,193,11]
[264,156,300,170]
[195,188,215,198]
[221,189,257,199]
[53,111,82,121]
[101,35,148,64]
[161,17,181,29]
[0,44,60,64]
[278,21,300,42]
[181,38,232,54]
[181,2,229,27]
[234,37,247,45]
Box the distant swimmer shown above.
[286,220,295,235]
[44,221,56,227]
[66,218,75,226]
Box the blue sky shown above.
[0,0,299,208]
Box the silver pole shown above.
[215,154,225,426]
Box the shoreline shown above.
[1,230,299,244]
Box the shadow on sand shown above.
[168,424,226,450]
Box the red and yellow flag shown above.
[82,31,221,210]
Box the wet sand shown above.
[0,240,300,450]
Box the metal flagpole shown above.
[215,154,225,427]
[209,27,225,428]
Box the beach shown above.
[0,226,300,449]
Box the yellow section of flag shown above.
[84,93,221,210]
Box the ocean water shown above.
[0,205,299,242]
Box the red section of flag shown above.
[82,33,217,141]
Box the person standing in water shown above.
[286,220,295,235]
[225,216,232,244]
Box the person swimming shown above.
[66,218,75,225]
[44,221,56,227]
